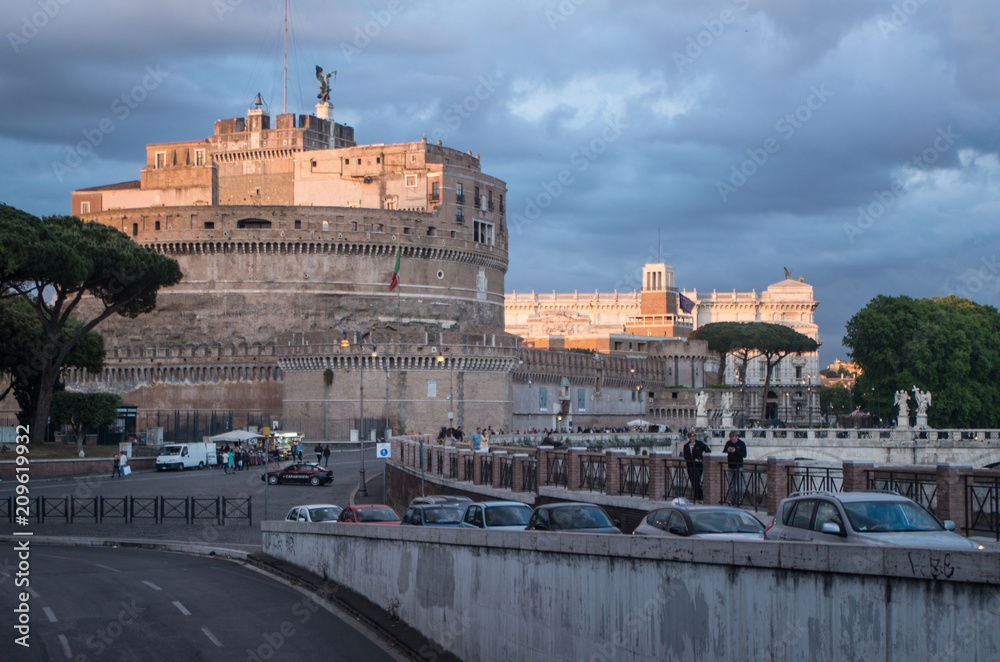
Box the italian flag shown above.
[388,246,400,291]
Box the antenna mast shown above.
[283,0,288,114]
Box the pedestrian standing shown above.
[322,445,330,467]
[471,427,483,451]
[682,430,710,503]
[119,451,129,477]
[724,430,747,506]
[111,453,121,478]
[297,441,304,461]
[314,444,323,464]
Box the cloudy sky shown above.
[3,0,999,364]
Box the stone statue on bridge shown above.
[695,391,708,417]
[894,389,909,427]
[695,390,709,428]
[912,386,932,429]
[720,392,733,416]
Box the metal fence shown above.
[965,475,1000,541]
[546,453,569,488]
[866,470,937,511]
[720,462,768,509]
[619,457,649,498]
[580,455,606,493]
[521,456,538,492]
[787,466,844,494]
[0,496,252,525]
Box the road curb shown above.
[0,534,254,560]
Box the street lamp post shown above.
[342,332,375,497]
[784,391,790,425]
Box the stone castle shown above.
[3,95,821,438]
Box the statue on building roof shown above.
[316,66,335,103]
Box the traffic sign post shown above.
[376,443,391,459]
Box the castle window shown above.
[405,175,417,187]
[385,199,396,210]
[155,221,161,231]
[321,221,329,232]
[132,223,138,236]
[473,220,494,246]
[427,227,435,237]
[294,220,301,229]
[578,388,586,412]
[795,366,802,379]
[351,222,357,231]
[539,388,548,412]
[357,158,361,165]
[431,182,440,201]
[155,152,165,168]
[237,219,272,229]
[195,149,205,166]
[204,222,214,229]
[345,158,350,165]
[456,207,464,222]
[80,201,90,214]
[428,381,437,398]
[376,157,381,164]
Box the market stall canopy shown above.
[208,430,265,442]
[626,419,653,427]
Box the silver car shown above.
[633,498,765,540]
[764,491,985,550]
[460,501,533,531]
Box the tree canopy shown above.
[690,321,819,420]
[844,294,1000,428]
[0,298,105,426]
[50,391,122,456]
[0,205,182,441]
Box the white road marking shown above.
[93,563,121,573]
[202,627,224,647]
[173,601,191,616]
[27,587,40,599]
[57,634,73,658]
[43,606,58,622]
[142,580,162,591]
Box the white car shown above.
[285,504,343,523]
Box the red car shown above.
[337,504,401,525]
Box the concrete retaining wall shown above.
[0,457,156,480]
[261,522,1000,662]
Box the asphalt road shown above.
[0,448,386,548]
[0,544,404,661]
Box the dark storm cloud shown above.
[2,0,999,362]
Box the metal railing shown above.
[436,452,444,475]
[448,455,459,480]
[1,496,252,525]
[867,470,937,511]
[522,456,538,492]
[787,466,843,495]
[720,462,768,509]
[619,457,649,498]
[965,474,1000,541]
[480,454,494,485]
[464,455,474,482]
[498,457,513,490]
[662,458,693,500]
[547,453,569,488]
[580,455,606,493]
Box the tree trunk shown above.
[30,362,58,445]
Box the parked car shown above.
[262,463,333,486]
[633,499,765,540]
[337,504,402,525]
[764,491,986,550]
[285,504,343,523]
[524,503,622,534]
[408,495,474,509]
[402,504,465,527]
[461,501,533,531]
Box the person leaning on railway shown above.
[682,430,710,503]
[724,430,747,506]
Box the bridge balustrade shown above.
[389,436,1000,537]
